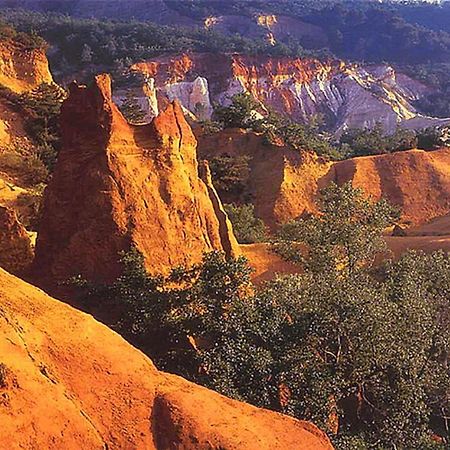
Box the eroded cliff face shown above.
[0,39,53,152]
[0,39,52,94]
[198,128,332,229]
[130,53,450,134]
[198,128,450,229]
[33,74,239,285]
[0,267,334,450]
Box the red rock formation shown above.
[0,38,53,151]
[328,148,450,226]
[33,74,239,284]
[198,128,450,229]
[0,205,33,274]
[0,267,334,450]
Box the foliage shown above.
[0,82,66,174]
[224,204,267,244]
[0,20,46,49]
[263,110,341,159]
[275,182,399,274]
[213,96,341,159]
[118,91,147,124]
[0,148,49,186]
[404,63,450,118]
[339,124,418,157]
[0,9,322,81]
[417,127,450,151]
[214,93,263,129]
[18,83,66,171]
[208,154,250,201]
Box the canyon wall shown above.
[198,128,450,229]
[130,53,450,134]
[33,74,239,285]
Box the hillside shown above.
[198,128,450,228]
[0,266,333,450]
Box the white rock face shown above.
[130,57,450,133]
[164,76,213,120]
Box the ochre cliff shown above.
[130,53,449,133]
[0,267,333,450]
[197,128,332,229]
[0,38,53,151]
[198,128,450,229]
[329,148,450,226]
[0,39,52,94]
[33,74,239,284]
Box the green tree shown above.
[214,93,262,129]
[119,91,147,124]
[76,184,450,449]
[224,203,267,244]
[209,154,250,201]
[275,182,399,275]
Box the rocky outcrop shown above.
[198,129,450,229]
[0,39,52,94]
[0,267,333,450]
[198,127,332,229]
[329,148,450,226]
[0,206,33,274]
[131,53,450,133]
[0,38,53,151]
[33,74,239,285]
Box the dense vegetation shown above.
[76,183,450,449]
[223,203,267,244]
[2,2,450,118]
[0,9,323,81]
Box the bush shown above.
[0,150,49,186]
[214,93,263,129]
[339,124,418,157]
[417,127,449,151]
[224,203,267,244]
[209,154,250,201]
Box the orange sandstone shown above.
[33,74,239,284]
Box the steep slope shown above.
[0,38,53,151]
[33,74,239,285]
[198,129,450,229]
[0,267,333,450]
[130,53,450,134]
[0,39,52,94]
[329,148,450,226]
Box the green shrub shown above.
[224,203,267,244]
[209,154,250,200]
[0,150,49,186]
[339,124,418,157]
[214,93,263,129]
